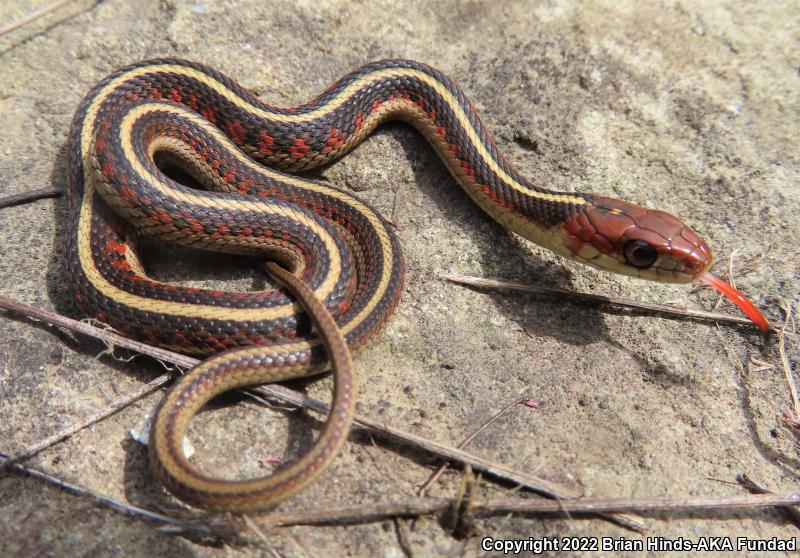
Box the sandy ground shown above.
[1,0,798,556]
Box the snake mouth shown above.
[647,246,714,283]
[567,249,706,283]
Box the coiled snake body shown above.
[66,59,712,511]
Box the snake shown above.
[65,59,714,512]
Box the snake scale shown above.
[66,59,715,510]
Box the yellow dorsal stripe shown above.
[82,62,585,204]
[77,75,395,329]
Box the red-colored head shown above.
[560,197,713,283]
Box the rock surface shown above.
[0,0,798,555]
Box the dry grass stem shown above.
[726,250,738,291]
[777,301,800,422]
[242,514,271,547]
[418,397,524,496]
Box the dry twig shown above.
[737,473,800,530]
[444,274,765,330]
[259,491,800,527]
[0,293,646,531]
[0,374,170,473]
[0,294,196,368]
[0,450,231,537]
[0,0,78,37]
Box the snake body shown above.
[66,59,713,511]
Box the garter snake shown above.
[66,59,713,511]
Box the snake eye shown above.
[624,239,658,268]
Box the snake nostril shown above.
[685,254,708,273]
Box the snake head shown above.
[562,196,712,283]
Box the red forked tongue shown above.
[700,272,770,332]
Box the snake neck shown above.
[249,59,591,231]
[279,59,592,254]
